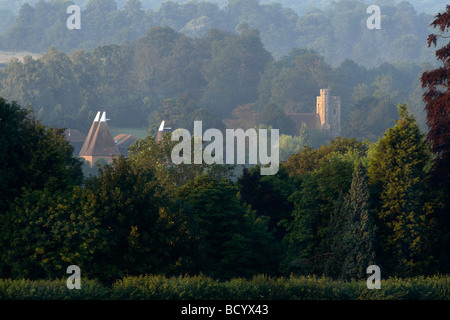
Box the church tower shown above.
[316,89,341,137]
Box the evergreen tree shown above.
[282,154,356,275]
[325,162,376,280]
[368,104,437,277]
[298,122,311,146]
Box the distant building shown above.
[285,89,340,137]
[156,120,172,142]
[316,89,341,137]
[79,111,120,166]
[284,113,321,132]
[64,128,86,155]
[222,89,341,137]
[114,133,138,156]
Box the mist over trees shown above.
[0,0,439,66]
[0,25,429,142]
[0,0,440,141]
[0,1,448,285]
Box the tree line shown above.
[0,4,448,284]
[1,97,448,283]
[0,22,429,143]
[0,0,437,66]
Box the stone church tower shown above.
[316,89,341,137]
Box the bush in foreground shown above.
[0,275,449,300]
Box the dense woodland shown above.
[0,0,439,64]
[0,1,435,143]
[0,1,448,284]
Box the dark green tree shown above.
[0,98,83,278]
[178,174,278,278]
[83,156,197,282]
[0,98,82,202]
[325,162,376,280]
[237,166,294,241]
[368,104,438,277]
[0,186,100,279]
[282,154,357,275]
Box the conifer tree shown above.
[299,122,311,147]
[368,104,436,277]
[326,162,376,280]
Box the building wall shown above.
[316,89,329,131]
[316,89,341,137]
[328,96,341,137]
[81,155,116,167]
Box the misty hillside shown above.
[0,0,440,66]
[0,0,444,15]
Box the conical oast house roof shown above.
[79,111,100,156]
[80,111,120,157]
[85,111,120,157]
[156,120,165,142]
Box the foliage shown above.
[0,97,83,213]
[282,151,361,275]
[284,137,368,176]
[1,274,449,300]
[0,2,448,284]
[0,13,429,140]
[127,133,234,190]
[0,98,84,278]
[325,162,377,280]
[0,187,100,280]
[420,5,450,271]
[111,274,450,300]
[259,103,296,135]
[0,0,435,67]
[177,174,279,279]
[237,166,295,241]
[0,278,109,300]
[368,104,438,277]
[81,156,198,282]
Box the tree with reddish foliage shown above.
[420,5,450,271]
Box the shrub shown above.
[0,278,109,300]
[0,275,448,300]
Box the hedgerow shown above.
[0,275,448,300]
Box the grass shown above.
[0,50,41,64]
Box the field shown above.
[0,50,41,64]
